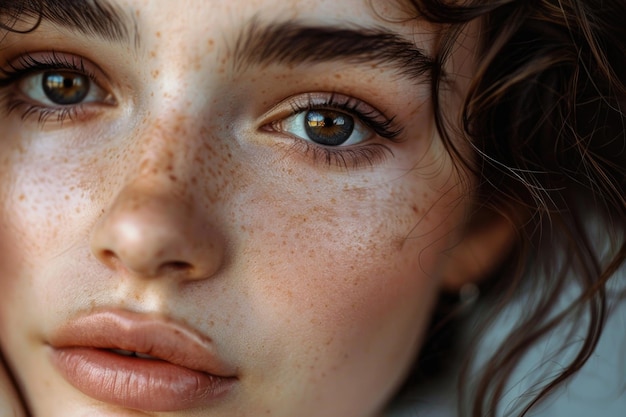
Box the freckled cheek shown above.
[271,224,432,320]
[235,204,443,408]
[237,187,445,342]
[1,170,92,250]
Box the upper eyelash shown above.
[287,93,404,141]
[0,52,96,86]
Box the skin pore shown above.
[0,1,488,416]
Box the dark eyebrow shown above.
[233,19,436,83]
[0,0,137,46]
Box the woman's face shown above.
[0,1,475,416]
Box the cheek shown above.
[228,166,464,410]
[0,127,96,247]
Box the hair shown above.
[398,1,626,416]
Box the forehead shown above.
[123,0,414,25]
[0,0,424,42]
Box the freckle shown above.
[151,69,160,78]
[18,194,25,201]
[156,31,161,38]
[168,175,178,182]
[149,50,157,58]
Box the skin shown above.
[0,360,24,417]
[0,1,480,416]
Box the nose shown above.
[90,175,225,281]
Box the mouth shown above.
[47,309,237,412]
[107,348,160,359]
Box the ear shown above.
[439,206,519,292]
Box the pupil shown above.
[304,110,354,146]
[42,72,89,105]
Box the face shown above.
[0,1,476,416]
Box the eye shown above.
[18,70,110,107]
[278,108,373,146]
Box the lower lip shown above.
[50,347,236,412]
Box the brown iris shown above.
[304,110,355,146]
[42,71,90,105]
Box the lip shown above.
[47,309,237,412]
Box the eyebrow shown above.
[0,0,137,46]
[233,19,437,83]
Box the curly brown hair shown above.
[398,1,626,416]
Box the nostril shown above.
[99,249,118,266]
[159,261,194,275]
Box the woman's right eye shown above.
[19,70,111,107]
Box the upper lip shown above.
[47,309,236,377]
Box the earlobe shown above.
[439,207,519,292]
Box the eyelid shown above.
[260,92,404,141]
[3,52,98,80]
[0,51,117,124]
[256,92,401,170]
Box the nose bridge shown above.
[135,114,197,188]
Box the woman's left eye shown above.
[18,70,110,107]
[276,109,373,146]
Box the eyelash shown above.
[287,94,403,140]
[284,140,396,170]
[0,52,105,124]
[267,93,404,169]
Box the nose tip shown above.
[90,187,224,281]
